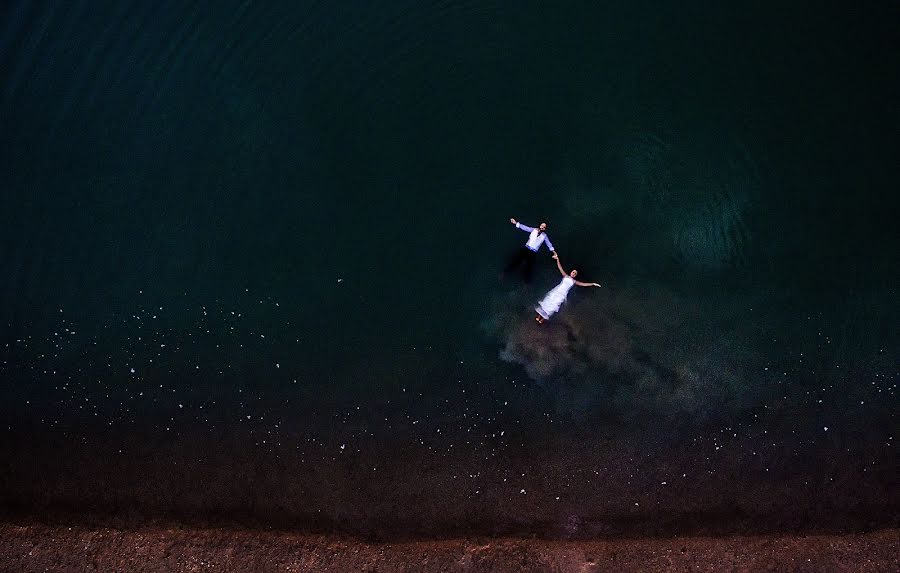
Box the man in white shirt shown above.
[502,217,556,282]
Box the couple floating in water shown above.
[503,218,601,324]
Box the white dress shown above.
[535,276,576,319]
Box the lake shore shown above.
[1,520,895,572]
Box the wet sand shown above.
[0,521,896,572]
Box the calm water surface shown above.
[1,1,896,535]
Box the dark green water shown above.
[1,1,897,535]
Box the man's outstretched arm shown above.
[510,218,534,232]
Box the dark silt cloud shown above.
[485,282,759,424]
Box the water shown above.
[1,1,896,536]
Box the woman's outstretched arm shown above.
[575,280,601,287]
[552,253,567,276]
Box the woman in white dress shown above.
[534,253,601,324]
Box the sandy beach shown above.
[1,521,896,572]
